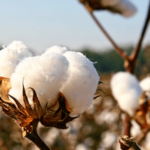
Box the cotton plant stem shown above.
[88,12,128,60]
[124,114,131,137]
[22,126,50,150]
[126,1,150,73]
[130,0,150,61]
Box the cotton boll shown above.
[113,0,137,17]
[9,52,69,108]
[0,41,32,78]
[61,51,99,116]
[140,77,150,98]
[111,72,142,116]
[43,45,68,55]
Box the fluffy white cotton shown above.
[113,0,137,17]
[9,52,69,108]
[111,72,142,116]
[7,44,99,115]
[140,77,150,98]
[43,45,68,55]
[0,41,32,78]
[60,51,100,116]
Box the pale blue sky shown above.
[0,0,149,54]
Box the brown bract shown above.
[134,93,150,130]
[0,77,79,132]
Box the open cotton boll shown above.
[43,45,68,55]
[61,51,99,116]
[0,41,32,78]
[9,52,69,108]
[113,0,137,17]
[140,77,150,98]
[111,72,142,116]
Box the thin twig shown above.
[124,114,131,137]
[88,12,128,60]
[130,0,150,61]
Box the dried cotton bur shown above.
[0,41,100,148]
[133,76,150,131]
[119,136,141,150]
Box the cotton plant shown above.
[110,72,142,116]
[0,41,99,149]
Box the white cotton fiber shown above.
[112,0,137,17]
[140,77,150,98]
[9,52,69,108]
[111,72,142,116]
[0,41,32,78]
[60,51,100,116]
[43,45,68,55]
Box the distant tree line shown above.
[81,46,150,77]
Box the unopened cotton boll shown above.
[0,41,32,78]
[140,77,150,98]
[60,51,100,116]
[111,72,142,116]
[44,45,68,55]
[9,52,69,108]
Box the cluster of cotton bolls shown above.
[0,41,99,116]
[111,72,142,116]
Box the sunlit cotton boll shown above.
[9,52,69,108]
[44,45,68,55]
[0,41,32,78]
[61,51,100,116]
[111,72,142,116]
[140,76,150,98]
